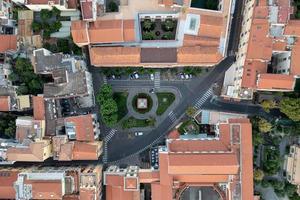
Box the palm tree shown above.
[143,19,153,31]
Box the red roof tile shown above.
[0,35,17,53]
[257,74,295,90]
[0,96,10,111]
[33,96,45,120]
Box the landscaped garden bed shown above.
[141,18,177,40]
[122,117,155,129]
[156,92,175,115]
[178,120,199,134]
[132,93,153,114]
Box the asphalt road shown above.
[104,0,246,163]
[10,0,247,166]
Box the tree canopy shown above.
[10,58,43,95]
[258,118,273,133]
[97,84,118,127]
[279,97,300,121]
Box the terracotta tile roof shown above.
[168,153,239,175]
[272,40,287,51]
[173,174,229,183]
[183,35,220,47]
[0,170,19,199]
[138,170,160,183]
[59,142,74,161]
[168,139,230,152]
[198,15,223,38]
[284,20,300,36]
[7,141,51,162]
[106,174,123,186]
[80,2,93,19]
[167,130,180,139]
[246,18,272,60]
[257,74,295,90]
[80,1,93,20]
[0,96,10,111]
[241,60,267,88]
[124,177,138,190]
[79,188,95,200]
[25,179,63,199]
[16,125,32,143]
[72,141,101,160]
[0,35,17,53]
[177,46,222,64]
[123,20,136,42]
[106,186,140,200]
[64,114,95,142]
[67,0,78,9]
[290,43,300,75]
[33,96,45,120]
[89,20,123,43]
[90,47,141,66]
[161,0,174,6]
[238,119,254,200]
[71,20,89,45]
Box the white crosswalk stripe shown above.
[193,88,213,109]
[168,111,177,123]
[103,76,107,84]
[103,141,108,163]
[105,129,117,142]
[154,71,160,89]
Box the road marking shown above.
[168,111,177,123]
[105,129,117,142]
[103,76,107,84]
[154,71,160,89]
[193,88,213,109]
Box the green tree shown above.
[143,31,156,40]
[52,6,61,17]
[97,84,113,104]
[186,106,197,118]
[252,130,264,146]
[261,179,271,188]
[108,1,118,12]
[253,169,264,182]
[40,9,52,21]
[31,21,42,32]
[100,99,118,116]
[285,182,297,198]
[279,98,300,121]
[261,100,277,112]
[258,118,272,133]
[162,19,175,31]
[143,19,154,31]
[0,114,16,139]
[17,85,29,95]
[162,32,174,40]
[51,21,62,32]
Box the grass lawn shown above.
[113,92,128,121]
[122,117,155,129]
[156,92,175,116]
[178,120,199,134]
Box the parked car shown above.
[150,73,154,81]
[130,72,139,79]
[135,132,143,136]
[149,88,155,94]
[180,73,185,79]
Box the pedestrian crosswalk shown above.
[103,141,108,163]
[193,88,213,109]
[168,111,177,123]
[105,129,117,142]
[154,71,160,89]
[103,76,107,84]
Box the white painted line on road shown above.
[168,111,177,123]
[193,88,213,109]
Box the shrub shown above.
[108,1,118,12]
[143,31,156,40]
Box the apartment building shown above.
[223,0,299,99]
[284,145,300,195]
[12,0,78,11]
[104,118,254,200]
[0,165,103,200]
[71,0,235,67]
